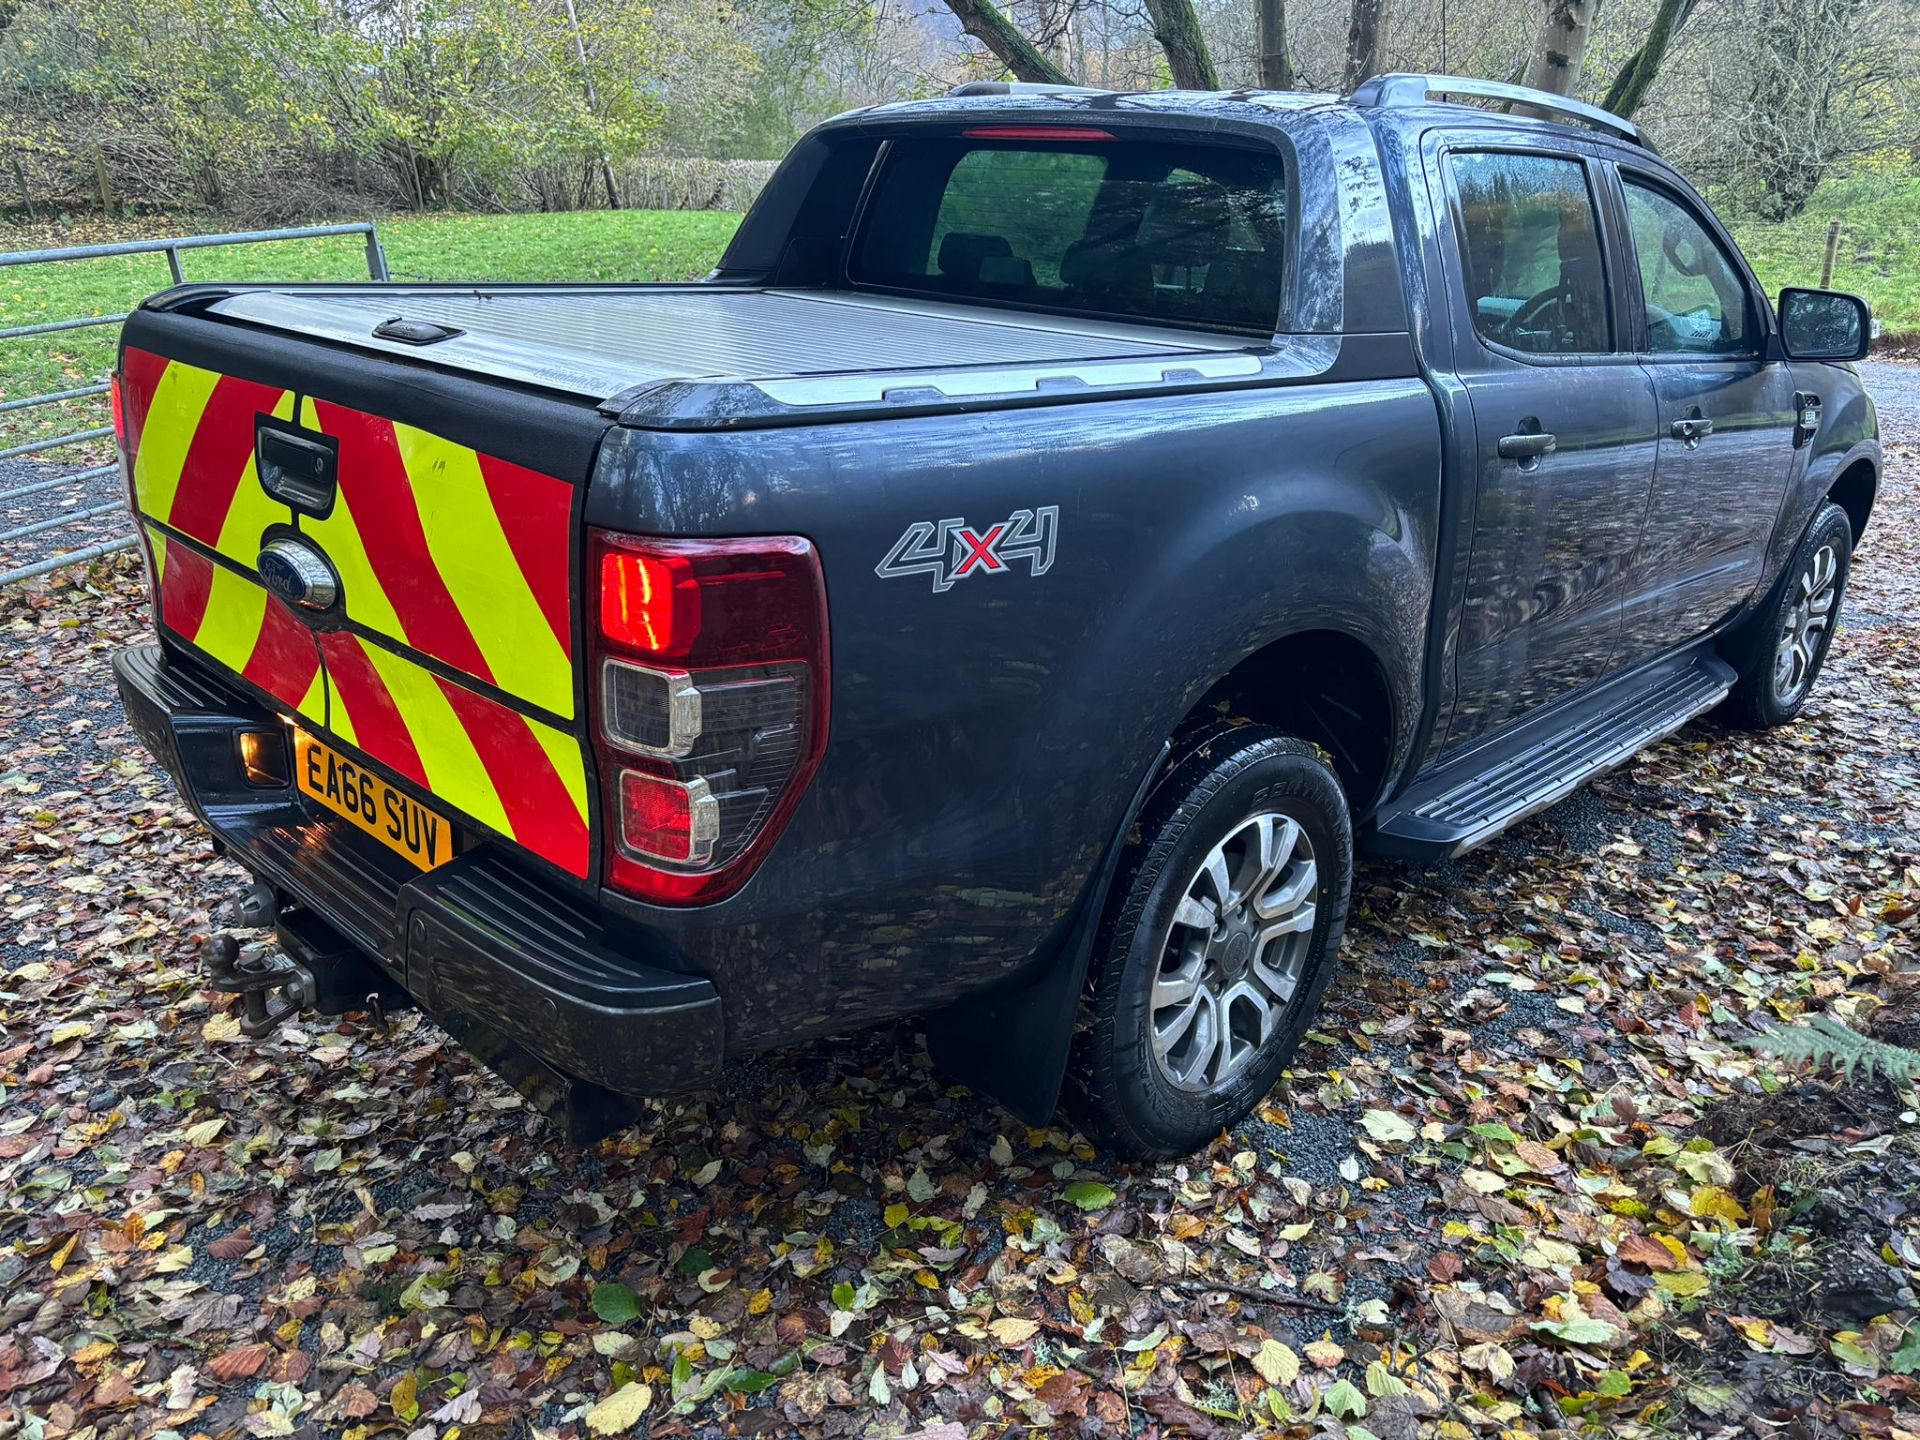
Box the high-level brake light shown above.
[962,126,1115,142]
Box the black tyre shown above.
[1070,728,1352,1159]
[1725,501,1852,729]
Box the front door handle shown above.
[1497,431,1558,461]
[1670,411,1714,446]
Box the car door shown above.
[1434,144,1660,750]
[1612,166,1801,658]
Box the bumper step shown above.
[1371,647,1736,859]
[112,641,727,1108]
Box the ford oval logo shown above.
[258,537,340,613]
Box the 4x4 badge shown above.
[876,506,1059,593]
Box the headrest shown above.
[937,231,1014,281]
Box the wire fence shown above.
[0,222,389,585]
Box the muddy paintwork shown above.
[116,89,1883,1070]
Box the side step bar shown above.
[1371,649,1736,859]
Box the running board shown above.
[1371,650,1736,859]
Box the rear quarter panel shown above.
[588,380,1442,1050]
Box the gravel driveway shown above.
[1,361,1916,1439]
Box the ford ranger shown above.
[109,74,1881,1157]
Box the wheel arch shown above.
[1827,456,1877,544]
[924,625,1400,1129]
[1174,627,1402,821]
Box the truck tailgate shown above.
[119,314,601,882]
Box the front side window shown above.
[1623,179,1756,355]
[850,136,1288,332]
[1449,151,1612,355]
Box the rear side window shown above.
[850,137,1288,332]
[1449,151,1612,355]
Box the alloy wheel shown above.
[1772,541,1840,706]
[1150,812,1319,1094]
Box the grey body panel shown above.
[1417,127,1662,752]
[584,372,1442,1052]
[1448,362,1658,746]
[1615,358,1800,658]
[118,87,1883,1083]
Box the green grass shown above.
[0,209,741,452]
[3,178,1916,459]
[1726,174,1920,343]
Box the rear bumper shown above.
[113,641,726,1100]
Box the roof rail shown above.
[1349,73,1648,147]
[948,81,1113,98]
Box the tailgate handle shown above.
[256,418,339,518]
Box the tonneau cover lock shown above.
[372,314,464,345]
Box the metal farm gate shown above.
[0,223,389,584]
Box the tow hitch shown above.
[202,933,315,1037]
[201,887,411,1037]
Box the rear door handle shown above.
[1497,431,1557,460]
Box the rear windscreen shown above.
[850,136,1288,332]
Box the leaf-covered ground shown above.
[3,366,1919,1440]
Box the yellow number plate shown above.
[294,732,456,871]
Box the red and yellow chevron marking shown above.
[319,632,590,876]
[122,347,591,879]
[122,348,577,719]
[127,350,299,570]
[302,398,575,719]
[149,527,326,722]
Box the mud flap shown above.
[923,743,1168,1126]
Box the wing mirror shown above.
[1778,287,1871,361]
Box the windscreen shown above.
[850,135,1288,332]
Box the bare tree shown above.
[1521,0,1594,96]
[560,0,620,209]
[1144,0,1220,87]
[1730,0,1887,217]
[1343,0,1387,89]
[942,0,1072,82]
[940,0,1222,91]
[1257,0,1294,88]
[1014,0,1082,77]
[1601,0,1700,117]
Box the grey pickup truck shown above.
[111,73,1880,1157]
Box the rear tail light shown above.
[110,371,128,451]
[112,369,160,622]
[617,771,719,865]
[590,530,829,904]
[601,548,701,656]
[111,371,134,508]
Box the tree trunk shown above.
[560,0,621,209]
[941,0,1072,84]
[1343,0,1387,90]
[1143,0,1220,88]
[1521,0,1596,97]
[1600,0,1699,118]
[1258,0,1294,89]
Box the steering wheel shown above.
[1505,284,1570,344]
